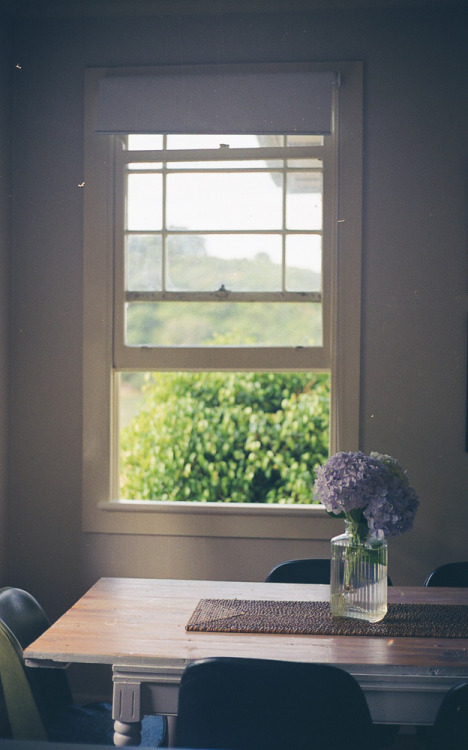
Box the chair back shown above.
[424,561,468,587]
[0,620,48,739]
[0,587,73,733]
[0,587,51,650]
[175,657,374,750]
[266,557,393,586]
[432,681,468,747]
[265,557,331,583]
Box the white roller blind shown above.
[96,63,336,135]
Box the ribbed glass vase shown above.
[330,521,388,623]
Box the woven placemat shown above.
[186,599,468,638]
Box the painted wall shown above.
[0,13,12,584]
[6,4,468,631]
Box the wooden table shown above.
[24,577,468,746]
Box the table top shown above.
[24,577,468,672]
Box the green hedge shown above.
[120,371,330,504]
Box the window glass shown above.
[127,174,162,230]
[166,172,283,231]
[119,370,330,503]
[285,235,322,292]
[166,234,283,292]
[125,301,322,347]
[126,235,163,291]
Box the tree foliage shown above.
[120,371,330,504]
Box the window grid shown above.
[115,138,326,318]
[113,134,332,370]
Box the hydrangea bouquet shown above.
[313,450,419,543]
[314,451,418,621]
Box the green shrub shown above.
[120,371,330,504]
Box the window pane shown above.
[118,370,330,503]
[128,134,163,150]
[128,162,162,170]
[126,235,162,291]
[166,172,283,230]
[286,134,323,146]
[167,234,282,291]
[167,159,282,170]
[286,172,323,230]
[285,235,322,292]
[127,173,163,230]
[287,158,322,168]
[125,301,322,347]
[166,134,280,149]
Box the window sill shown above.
[86,499,343,539]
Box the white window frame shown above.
[114,135,329,371]
[82,62,362,538]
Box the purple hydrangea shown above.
[314,450,419,539]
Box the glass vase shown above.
[330,521,388,622]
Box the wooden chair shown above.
[424,561,468,587]
[174,656,376,750]
[0,586,167,745]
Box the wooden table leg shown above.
[113,719,142,746]
[113,679,143,746]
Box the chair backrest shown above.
[174,657,374,750]
[0,587,50,650]
[0,587,73,735]
[266,557,393,585]
[0,620,48,739]
[424,562,468,587]
[432,681,468,747]
[265,557,331,584]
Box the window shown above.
[117,133,326,357]
[82,63,362,538]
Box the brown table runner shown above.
[186,599,468,638]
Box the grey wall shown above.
[6,4,468,633]
[0,13,12,583]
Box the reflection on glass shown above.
[286,172,323,230]
[128,162,163,170]
[166,134,277,150]
[125,301,322,347]
[285,235,322,292]
[167,234,283,292]
[166,172,283,231]
[167,160,282,170]
[287,158,322,168]
[127,174,162,231]
[126,235,162,291]
[127,134,324,151]
[286,134,323,147]
[128,134,163,150]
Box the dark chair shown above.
[265,557,393,586]
[424,561,468,587]
[0,587,167,745]
[174,656,376,750]
[265,559,398,748]
[265,557,331,584]
[430,681,468,749]
[418,566,468,747]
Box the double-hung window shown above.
[82,62,362,538]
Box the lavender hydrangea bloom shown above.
[364,479,419,538]
[314,450,419,538]
[364,452,419,538]
[313,451,390,515]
